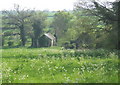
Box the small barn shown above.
[38,33,56,47]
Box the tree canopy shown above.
[1,1,119,50]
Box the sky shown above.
[0,0,116,11]
[0,0,77,11]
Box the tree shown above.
[2,4,34,46]
[68,10,101,49]
[30,11,47,48]
[74,0,120,49]
[52,11,73,44]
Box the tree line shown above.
[1,0,120,49]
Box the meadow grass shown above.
[1,47,119,83]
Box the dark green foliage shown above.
[74,49,109,58]
[2,5,34,46]
[7,41,14,47]
[63,41,76,49]
[30,11,47,48]
[1,1,119,50]
[52,11,73,43]
[93,1,119,49]
[75,0,119,49]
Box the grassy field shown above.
[1,47,119,83]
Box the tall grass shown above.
[2,48,119,83]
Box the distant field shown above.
[47,12,55,22]
[1,47,119,83]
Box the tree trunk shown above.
[54,30,58,46]
[118,6,120,50]
[34,38,38,48]
[31,37,39,48]
[31,37,34,47]
[112,21,118,49]
[2,37,4,46]
[19,24,26,46]
[116,24,119,50]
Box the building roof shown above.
[44,33,56,40]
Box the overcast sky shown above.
[0,0,77,11]
[0,0,116,11]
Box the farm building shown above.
[39,33,56,47]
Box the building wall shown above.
[38,35,51,47]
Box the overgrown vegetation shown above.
[2,48,119,83]
[1,1,119,49]
[1,0,119,83]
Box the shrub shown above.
[7,41,14,47]
[63,41,75,49]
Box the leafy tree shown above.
[30,11,47,48]
[52,11,73,44]
[70,11,101,49]
[74,0,120,49]
[2,5,34,46]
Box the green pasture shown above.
[1,47,119,83]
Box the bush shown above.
[7,41,14,47]
[63,41,76,49]
[74,49,110,58]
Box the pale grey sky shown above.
[0,0,77,11]
[0,0,116,11]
